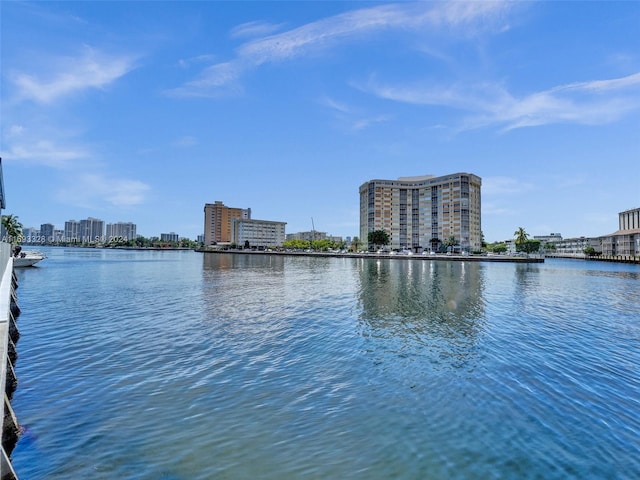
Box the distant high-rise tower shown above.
[359,173,482,252]
[40,223,55,242]
[106,222,137,241]
[64,220,81,242]
[203,201,251,245]
[80,217,105,243]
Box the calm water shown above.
[11,248,640,479]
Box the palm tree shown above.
[351,236,360,252]
[2,214,23,245]
[514,227,530,255]
[514,227,529,247]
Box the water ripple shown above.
[10,251,640,479]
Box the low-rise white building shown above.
[160,232,179,242]
[233,219,286,248]
[553,237,601,255]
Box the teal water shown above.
[11,248,640,479]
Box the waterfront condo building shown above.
[160,232,179,243]
[232,219,286,248]
[204,201,251,245]
[64,218,105,243]
[601,207,640,256]
[106,222,137,241]
[359,173,482,252]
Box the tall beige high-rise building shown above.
[203,201,251,245]
[359,173,482,252]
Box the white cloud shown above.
[319,96,352,114]
[482,202,514,216]
[491,73,640,131]
[558,72,640,93]
[11,46,136,104]
[106,178,151,207]
[6,125,25,138]
[56,173,151,208]
[1,139,89,168]
[319,95,392,131]
[353,114,392,131]
[230,21,284,39]
[482,176,535,196]
[172,136,198,147]
[362,71,640,132]
[168,61,245,97]
[169,1,514,97]
[177,54,217,69]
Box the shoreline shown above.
[196,249,545,263]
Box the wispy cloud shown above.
[2,124,151,208]
[167,1,513,98]
[482,202,515,217]
[319,96,352,114]
[169,62,245,97]
[362,72,640,132]
[489,72,640,131]
[1,125,90,168]
[353,114,392,131]
[482,176,535,196]
[56,173,151,208]
[10,46,137,104]
[319,95,392,131]
[177,54,217,69]
[230,20,284,39]
[172,136,198,147]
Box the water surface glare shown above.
[12,248,640,479]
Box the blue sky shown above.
[1,1,639,242]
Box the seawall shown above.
[0,242,19,480]
[197,249,545,263]
[546,253,640,264]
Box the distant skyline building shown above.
[64,220,81,242]
[107,222,137,241]
[40,223,55,242]
[204,201,251,245]
[359,172,482,252]
[285,231,344,244]
[534,233,563,244]
[22,227,39,243]
[62,217,105,243]
[552,237,601,256]
[80,217,105,243]
[232,218,286,248]
[286,230,328,241]
[160,232,179,242]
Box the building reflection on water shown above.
[199,253,487,370]
[356,258,486,370]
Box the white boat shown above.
[13,250,46,267]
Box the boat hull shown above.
[13,252,46,267]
